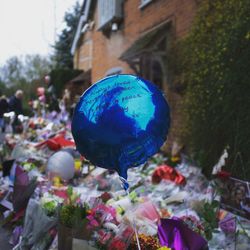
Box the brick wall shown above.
[75,30,93,71]
[75,0,199,151]
[91,0,198,82]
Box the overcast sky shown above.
[0,0,80,66]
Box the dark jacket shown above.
[8,96,23,115]
[46,84,60,112]
[0,97,9,118]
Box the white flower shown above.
[212,149,228,175]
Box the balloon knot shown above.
[119,176,130,193]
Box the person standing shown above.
[44,75,60,112]
[0,95,9,132]
[9,90,23,116]
[8,90,24,132]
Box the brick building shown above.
[70,0,199,149]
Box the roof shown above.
[120,20,171,61]
[70,0,92,55]
[70,70,91,84]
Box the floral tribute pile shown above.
[0,114,249,250]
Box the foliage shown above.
[0,80,8,96]
[198,200,219,241]
[23,54,52,82]
[59,203,88,228]
[0,2,81,114]
[0,57,24,87]
[192,199,220,240]
[49,68,83,97]
[170,0,250,180]
[43,201,58,217]
[0,55,52,115]
[59,186,89,228]
[0,55,51,87]
[53,2,81,69]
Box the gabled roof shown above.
[120,20,171,61]
[70,70,91,84]
[70,0,93,55]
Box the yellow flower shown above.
[53,176,62,187]
[171,156,180,162]
[116,205,125,215]
[158,247,171,250]
[74,160,82,171]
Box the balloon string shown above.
[119,176,130,194]
[133,219,141,250]
[119,176,141,250]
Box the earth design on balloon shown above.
[72,74,170,187]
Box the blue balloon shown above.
[72,74,170,188]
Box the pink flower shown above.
[90,219,99,227]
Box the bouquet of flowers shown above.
[87,203,117,230]
[13,164,37,212]
[129,234,161,250]
[86,200,121,249]
[58,186,88,227]
[40,193,63,217]
[15,198,57,250]
[57,186,90,250]
[108,224,134,250]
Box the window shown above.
[98,0,123,30]
[151,59,164,89]
[140,54,165,89]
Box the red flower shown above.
[216,170,231,180]
[123,227,134,239]
[100,192,112,203]
[152,165,186,185]
[98,230,112,245]
[108,238,127,250]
